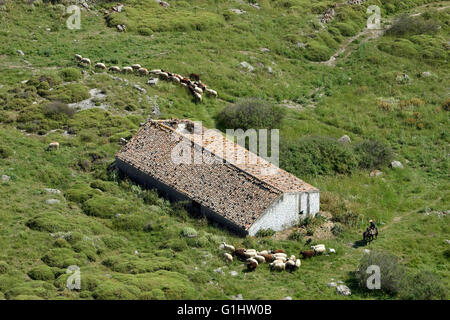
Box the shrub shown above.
[41,248,84,268]
[43,101,75,120]
[442,98,450,111]
[288,230,304,241]
[59,68,82,82]
[400,271,447,300]
[0,144,13,159]
[140,189,164,206]
[26,212,72,233]
[335,22,358,37]
[387,15,440,36]
[280,136,358,177]
[112,214,151,231]
[255,229,275,237]
[92,281,140,300]
[27,265,54,281]
[102,236,127,250]
[332,211,361,228]
[353,139,393,169]
[216,98,285,130]
[304,41,332,62]
[65,184,101,203]
[180,227,198,238]
[331,222,345,237]
[47,83,90,103]
[82,195,134,219]
[355,250,405,295]
[0,261,8,274]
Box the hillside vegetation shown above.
[0,0,448,300]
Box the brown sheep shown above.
[273,249,285,254]
[234,248,247,261]
[300,250,315,259]
[189,73,200,81]
[246,258,258,271]
[261,253,275,262]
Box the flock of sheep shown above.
[219,242,334,272]
[73,54,218,102]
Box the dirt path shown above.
[320,1,450,67]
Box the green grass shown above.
[0,0,448,300]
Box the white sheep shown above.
[289,255,296,261]
[137,67,149,76]
[253,255,266,264]
[193,92,202,102]
[329,248,336,254]
[48,142,59,150]
[170,76,180,83]
[205,88,218,97]
[295,259,301,268]
[80,58,91,65]
[270,261,285,271]
[74,54,83,61]
[95,63,107,70]
[258,250,269,255]
[311,244,326,254]
[108,66,121,73]
[246,258,258,270]
[150,69,162,75]
[131,64,141,70]
[219,242,235,253]
[193,86,203,94]
[224,252,233,263]
[122,66,133,73]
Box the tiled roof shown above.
[116,119,318,230]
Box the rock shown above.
[46,199,60,205]
[133,84,146,93]
[370,170,383,177]
[147,78,159,86]
[232,294,243,300]
[267,66,273,74]
[391,161,404,169]
[328,282,337,288]
[17,50,24,56]
[45,28,51,32]
[1,175,10,183]
[239,61,254,72]
[229,271,238,277]
[260,48,270,52]
[44,188,61,195]
[116,24,126,32]
[114,214,121,219]
[364,249,371,254]
[283,296,292,300]
[421,71,431,77]
[338,135,351,144]
[156,0,170,7]
[445,240,450,245]
[230,8,246,15]
[336,285,351,296]
[134,250,139,255]
[213,267,224,275]
[296,42,306,48]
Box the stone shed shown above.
[116,119,319,236]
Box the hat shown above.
[369,219,373,223]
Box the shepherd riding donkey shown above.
[363,219,378,243]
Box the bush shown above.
[180,227,198,238]
[304,41,333,62]
[43,101,75,120]
[442,98,450,111]
[65,184,101,203]
[353,139,393,169]
[59,68,82,82]
[387,15,440,36]
[27,265,55,281]
[288,230,304,241]
[112,214,152,232]
[332,211,361,228]
[255,229,275,237]
[140,189,164,206]
[47,83,90,103]
[400,271,447,300]
[331,222,345,237]
[92,281,140,300]
[335,22,358,37]
[41,248,84,268]
[0,144,13,159]
[280,136,358,177]
[82,195,134,219]
[26,212,72,233]
[0,261,8,274]
[356,250,405,295]
[216,98,285,130]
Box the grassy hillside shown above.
[0,0,448,300]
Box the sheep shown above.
[170,76,180,83]
[261,253,275,262]
[74,54,83,61]
[253,255,266,264]
[311,244,326,255]
[295,259,301,268]
[329,248,336,254]
[289,255,296,262]
[95,63,107,70]
[159,72,169,80]
[189,73,200,81]
[224,253,233,263]
[270,261,285,271]
[273,249,285,254]
[80,58,91,65]
[137,67,149,76]
[246,258,258,271]
[131,64,141,70]
[193,86,203,94]
[243,249,257,259]
[258,250,269,255]
[219,242,235,253]
[48,142,59,150]
[122,66,133,73]
[299,250,314,259]
[273,256,286,263]
[193,92,202,102]
[234,248,247,260]
[273,252,287,259]
[205,88,218,97]
[286,259,301,272]
[150,69,163,75]
[108,66,121,73]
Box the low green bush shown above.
[399,271,447,300]
[331,222,345,237]
[82,195,134,219]
[41,248,85,268]
[216,98,285,130]
[65,183,101,203]
[355,250,405,295]
[0,144,13,158]
[255,229,275,237]
[288,230,304,241]
[26,212,72,233]
[280,136,358,177]
[112,214,152,232]
[180,227,198,238]
[27,265,55,281]
[353,139,393,170]
[59,68,82,82]
[43,101,75,120]
[387,15,441,37]
[0,261,8,274]
[92,281,140,300]
[332,211,361,228]
[304,41,333,62]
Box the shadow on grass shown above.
[352,239,367,248]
